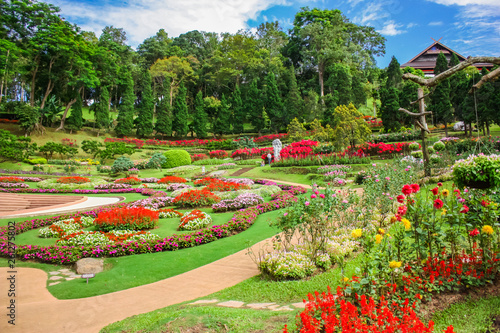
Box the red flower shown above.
[431,187,439,195]
[460,205,469,213]
[396,195,405,203]
[398,205,407,216]
[481,200,490,207]
[469,229,479,237]
[411,183,420,193]
[433,199,444,209]
[454,189,461,196]
[437,182,443,187]
[402,184,412,196]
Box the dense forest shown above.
[0,0,498,138]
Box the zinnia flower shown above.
[460,205,469,213]
[442,189,449,197]
[411,184,420,193]
[305,201,310,206]
[401,218,411,230]
[378,228,385,235]
[311,194,317,199]
[351,229,362,238]
[402,184,412,196]
[481,200,490,207]
[469,228,479,237]
[433,199,444,209]
[431,187,439,195]
[482,225,494,235]
[437,182,443,187]
[375,234,383,244]
[396,195,405,203]
[319,194,325,198]
[389,261,402,268]
[398,205,407,216]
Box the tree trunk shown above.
[56,87,83,131]
[0,49,9,104]
[30,63,39,107]
[20,81,25,102]
[318,61,325,100]
[40,80,54,110]
[486,120,490,136]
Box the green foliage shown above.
[264,72,284,132]
[81,140,104,159]
[95,86,110,130]
[135,70,154,138]
[380,87,401,133]
[115,72,135,137]
[287,117,307,142]
[232,136,257,149]
[14,103,44,136]
[452,154,500,189]
[247,79,265,132]
[154,85,172,137]
[205,139,233,150]
[24,158,48,165]
[146,152,167,170]
[213,94,231,136]
[385,56,402,89]
[310,118,332,142]
[101,142,135,160]
[192,91,207,138]
[0,129,37,162]
[172,82,189,137]
[284,66,302,125]
[65,94,83,131]
[231,85,245,134]
[111,156,134,174]
[433,141,445,151]
[431,53,453,133]
[163,149,191,169]
[331,103,372,150]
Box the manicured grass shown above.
[19,209,282,299]
[432,296,500,332]
[101,304,295,333]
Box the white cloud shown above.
[407,23,418,28]
[378,20,406,36]
[428,21,444,26]
[52,0,289,46]
[426,0,498,5]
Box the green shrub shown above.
[427,146,435,154]
[24,158,48,165]
[163,149,191,169]
[408,142,420,151]
[146,152,167,169]
[111,156,134,174]
[411,151,423,158]
[433,141,445,151]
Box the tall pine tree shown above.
[247,79,265,133]
[192,90,208,138]
[385,56,403,89]
[155,83,172,138]
[380,56,403,132]
[430,52,453,136]
[264,72,284,132]
[95,86,110,132]
[213,94,231,136]
[115,72,135,137]
[136,70,154,138]
[66,93,83,133]
[172,82,189,137]
[285,66,303,125]
[231,85,245,134]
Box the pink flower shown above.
[283,212,288,217]
[375,179,380,182]
[305,201,310,206]
[314,191,319,195]
[311,194,317,199]
[319,194,325,198]
[385,177,390,180]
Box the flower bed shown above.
[128,196,174,209]
[0,176,25,183]
[212,193,264,212]
[94,207,160,231]
[355,141,413,156]
[94,183,132,190]
[57,230,160,247]
[139,177,160,183]
[157,176,187,184]
[191,153,209,161]
[0,169,91,176]
[56,176,91,184]
[104,137,144,148]
[157,208,183,218]
[231,147,273,160]
[173,189,221,208]
[217,163,237,170]
[209,150,228,159]
[114,177,141,185]
[205,179,250,192]
[143,183,193,191]
[0,182,29,188]
[36,178,107,190]
[253,133,288,144]
[179,210,213,230]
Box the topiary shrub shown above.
[162,149,191,169]
[433,141,445,151]
[146,152,167,169]
[111,156,134,174]
[24,158,48,165]
[408,142,420,151]
[427,146,435,154]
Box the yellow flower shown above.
[342,277,349,283]
[390,216,397,223]
[482,225,494,235]
[378,228,385,235]
[375,234,383,244]
[389,261,402,269]
[442,189,449,197]
[441,209,447,216]
[401,218,411,230]
[351,229,362,238]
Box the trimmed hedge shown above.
[162,149,191,169]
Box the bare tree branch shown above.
[402,56,500,88]
[410,93,430,105]
[471,66,500,92]
[415,120,431,133]
[398,108,432,117]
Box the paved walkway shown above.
[0,180,343,333]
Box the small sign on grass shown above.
[81,273,95,284]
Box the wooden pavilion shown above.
[400,38,494,76]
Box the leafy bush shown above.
[94,207,159,231]
[111,156,134,174]
[258,251,316,280]
[173,189,221,208]
[433,141,445,151]
[145,152,167,169]
[205,139,232,150]
[23,158,48,165]
[114,177,141,185]
[162,149,191,169]
[452,154,500,188]
[411,151,423,158]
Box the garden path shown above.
[0,180,353,333]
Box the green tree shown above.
[136,70,154,138]
[430,52,453,136]
[95,85,110,131]
[247,79,265,133]
[448,53,468,132]
[385,56,403,89]
[213,94,231,136]
[284,66,303,125]
[287,117,307,141]
[264,72,284,132]
[325,63,352,107]
[231,85,245,134]
[380,87,401,132]
[154,96,172,138]
[65,93,83,133]
[331,103,371,150]
[115,71,135,137]
[192,90,208,138]
[172,82,188,137]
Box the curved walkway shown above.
[0,180,349,333]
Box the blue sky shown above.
[50,0,499,68]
